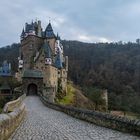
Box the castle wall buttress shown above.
[47,38,56,55]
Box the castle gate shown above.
[22,70,43,95]
[27,83,37,95]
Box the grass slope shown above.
[57,82,95,110]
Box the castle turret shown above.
[25,22,36,36]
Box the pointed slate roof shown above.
[55,51,63,69]
[45,23,56,38]
[21,28,25,38]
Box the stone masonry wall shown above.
[21,35,44,69]
[47,38,56,54]
[40,95,140,136]
[60,69,67,93]
[0,95,26,140]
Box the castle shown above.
[17,20,68,102]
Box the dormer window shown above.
[45,58,52,65]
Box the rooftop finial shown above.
[31,19,34,24]
[57,32,60,40]
[49,17,51,23]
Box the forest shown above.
[0,41,140,113]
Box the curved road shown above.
[10,96,139,140]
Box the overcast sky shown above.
[0,0,140,46]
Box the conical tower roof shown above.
[45,22,56,38]
[55,51,63,69]
[20,28,25,38]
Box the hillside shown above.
[56,82,95,110]
[0,41,140,113]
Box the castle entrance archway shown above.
[27,83,37,96]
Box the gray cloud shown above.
[0,0,140,46]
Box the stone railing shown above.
[3,94,26,113]
[0,94,26,140]
[40,95,140,136]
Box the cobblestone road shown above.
[10,96,140,140]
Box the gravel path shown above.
[10,96,140,140]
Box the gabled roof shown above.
[22,69,43,78]
[45,23,56,38]
[43,41,52,58]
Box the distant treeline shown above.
[63,41,140,113]
[0,41,140,113]
[0,43,20,72]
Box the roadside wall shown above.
[0,94,26,140]
[40,95,140,136]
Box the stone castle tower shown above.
[17,20,68,102]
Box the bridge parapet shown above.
[0,94,26,140]
[40,95,140,136]
[3,94,26,113]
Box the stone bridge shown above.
[10,96,139,140]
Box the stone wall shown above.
[0,94,26,140]
[60,68,67,93]
[47,38,56,54]
[43,88,55,102]
[3,94,26,113]
[40,95,140,136]
[21,35,44,69]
